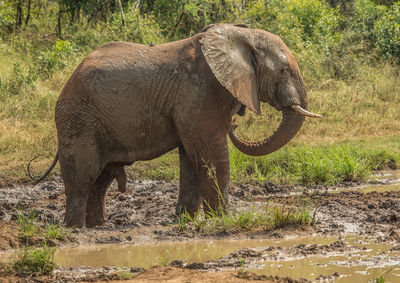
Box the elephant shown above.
[28,23,322,228]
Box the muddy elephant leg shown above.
[60,153,102,228]
[176,146,202,215]
[198,137,230,213]
[85,169,114,228]
[179,135,230,215]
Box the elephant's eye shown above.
[280,69,289,77]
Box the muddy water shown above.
[333,170,400,194]
[55,236,400,282]
[55,235,336,267]
[253,237,400,282]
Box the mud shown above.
[0,171,399,282]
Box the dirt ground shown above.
[0,173,400,282]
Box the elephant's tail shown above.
[27,151,59,184]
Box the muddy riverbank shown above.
[0,171,399,282]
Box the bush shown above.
[108,6,163,44]
[374,2,400,63]
[0,63,37,98]
[0,1,14,35]
[245,0,341,52]
[36,39,75,78]
[351,0,387,42]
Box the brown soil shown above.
[0,175,399,282]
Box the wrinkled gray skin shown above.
[44,24,316,228]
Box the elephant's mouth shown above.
[228,104,322,156]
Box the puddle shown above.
[54,236,400,282]
[374,170,400,180]
[336,184,400,194]
[329,170,400,194]
[54,235,336,268]
[253,238,400,282]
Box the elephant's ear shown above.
[200,25,261,114]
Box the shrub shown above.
[374,2,400,63]
[108,6,163,44]
[36,39,75,78]
[245,0,341,51]
[0,1,14,35]
[351,0,387,42]
[0,63,37,98]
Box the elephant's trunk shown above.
[228,107,305,156]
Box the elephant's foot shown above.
[85,207,105,228]
[64,202,86,228]
[64,214,86,228]
[202,192,229,215]
[176,196,201,216]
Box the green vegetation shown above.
[117,268,137,280]
[157,255,171,266]
[230,142,398,185]
[12,244,56,275]
[176,202,313,233]
[0,0,399,186]
[16,209,71,243]
[43,222,72,240]
[16,210,40,239]
[0,209,71,276]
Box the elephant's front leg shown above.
[176,146,202,215]
[178,135,230,215]
[198,137,230,213]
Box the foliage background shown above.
[0,0,399,185]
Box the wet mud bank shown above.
[0,171,399,282]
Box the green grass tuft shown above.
[176,202,313,234]
[16,208,71,242]
[230,143,398,186]
[16,210,39,239]
[43,222,72,240]
[13,245,56,275]
[374,275,385,283]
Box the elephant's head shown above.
[200,24,322,156]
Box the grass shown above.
[176,202,313,234]
[157,255,171,266]
[0,209,71,277]
[16,210,39,239]
[230,141,399,185]
[12,244,56,275]
[117,268,136,280]
[43,222,72,240]
[16,209,71,242]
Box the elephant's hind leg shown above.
[60,152,102,228]
[85,169,114,228]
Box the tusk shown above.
[290,105,323,118]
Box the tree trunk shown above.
[25,0,32,26]
[57,8,62,38]
[117,0,125,27]
[15,0,23,30]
